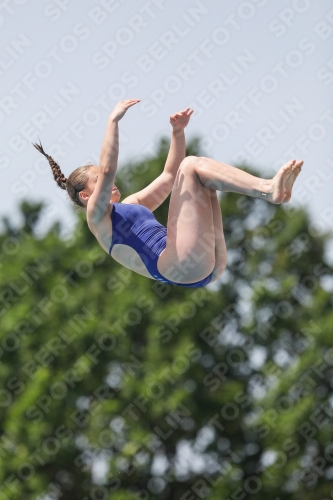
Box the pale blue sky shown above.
[1,0,332,239]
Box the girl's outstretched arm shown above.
[163,108,193,180]
[87,99,140,222]
[122,107,194,211]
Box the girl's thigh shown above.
[157,157,216,284]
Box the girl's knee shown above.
[181,156,216,190]
[179,155,202,174]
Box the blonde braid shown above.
[33,142,67,190]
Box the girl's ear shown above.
[79,191,89,202]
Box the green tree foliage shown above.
[1,139,333,499]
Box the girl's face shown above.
[82,166,121,203]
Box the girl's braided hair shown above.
[33,142,93,208]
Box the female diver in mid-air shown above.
[34,99,303,288]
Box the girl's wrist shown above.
[172,128,184,136]
[108,113,121,124]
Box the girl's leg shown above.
[210,190,227,282]
[196,157,303,204]
[158,156,303,284]
[157,158,217,284]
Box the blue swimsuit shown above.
[109,203,213,288]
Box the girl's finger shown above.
[126,99,140,105]
[127,100,140,108]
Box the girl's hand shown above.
[170,107,194,132]
[109,99,140,122]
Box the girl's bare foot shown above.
[260,160,296,204]
[283,160,303,203]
